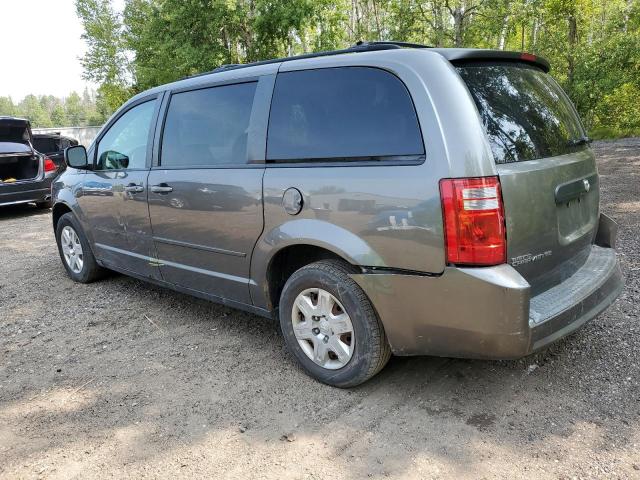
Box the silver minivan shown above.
[52,42,623,387]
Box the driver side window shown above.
[96,100,156,170]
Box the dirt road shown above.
[1,138,638,479]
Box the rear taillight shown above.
[439,176,506,266]
[44,157,56,173]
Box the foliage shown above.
[74,0,639,138]
[0,90,107,128]
[591,83,640,139]
[76,0,134,112]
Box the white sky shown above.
[0,0,124,101]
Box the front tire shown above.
[55,212,105,283]
[279,260,391,388]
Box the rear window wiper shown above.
[567,136,591,147]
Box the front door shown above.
[147,81,264,303]
[79,97,162,280]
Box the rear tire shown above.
[55,212,105,283]
[279,260,391,388]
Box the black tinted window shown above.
[267,67,424,161]
[161,82,257,167]
[457,63,586,164]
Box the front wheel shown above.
[55,212,105,283]
[279,260,391,388]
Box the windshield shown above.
[457,63,587,164]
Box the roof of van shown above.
[125,41,551,108]
[184,41,550,80]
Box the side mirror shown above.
[65,145,89,169]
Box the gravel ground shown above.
[0,138,638,479]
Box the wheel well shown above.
[52,203,72,231]
[266,245,357,310]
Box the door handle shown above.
[554,175,596,204]
[124,183,144,193]
[150,184,173,194]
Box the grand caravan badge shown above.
[511,250,553,266]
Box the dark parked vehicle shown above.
[32,132,79,172]
[0,117,58,209]
[51,42,623,387]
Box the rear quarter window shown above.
[267,67,424,162]
[457,63,587,164]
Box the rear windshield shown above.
[457,63,586,164]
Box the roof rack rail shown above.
[182,40,429,81]
[353,40,431,49]
[213,63,241,72]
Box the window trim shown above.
[92,93,163,172]
[154,75,270,170]
[265,154,425,168]
[265,66,426,167]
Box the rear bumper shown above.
[351,222,623,359]
[529,245,622,352]
[0,177,53,206]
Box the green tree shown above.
[18,95,53,127]
[51,104,69,126]
[76,0,132,112]
[65,92,86,126]
[0,97,17,116]
[75,0,640,138]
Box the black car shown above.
[0,117,59,209]
[32,132,79,172]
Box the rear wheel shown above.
[55,212,105,283]
[279,260,391,387]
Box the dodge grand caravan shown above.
[52,42,623,387]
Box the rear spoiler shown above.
[432,48,550,73]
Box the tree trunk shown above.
[624,0,633,32]
[498,14,509,50]
[372,0,382,39]
[567,14,578,89]
[530,17,538,50]
[453,7,464,47]
[433,1,445,47]
[353,0,361,40]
